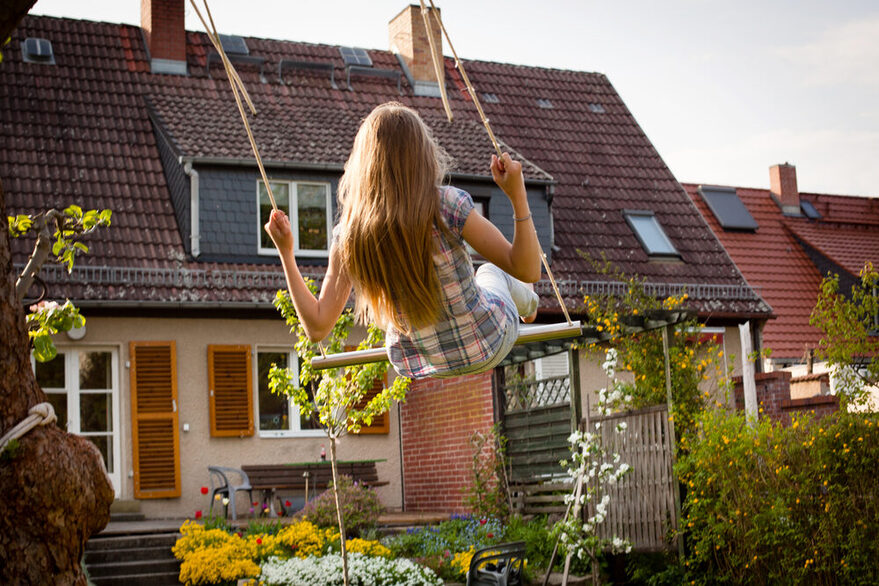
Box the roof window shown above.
[339,47,372,68]
[800,200,822,220]
[482,93,500,103]
[698,186,758,231]
[218,34,249,55]
[624,210,679,257]
[588,103,605,113]
[537,98,553,109]
[21,37,55,65]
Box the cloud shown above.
[775,16,879,87]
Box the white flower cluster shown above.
[260,552,443,586]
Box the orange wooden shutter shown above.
[345,346,390,435]
[130,341,180,498]
[208,345,254,437]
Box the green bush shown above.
[296,475,384,538]
[676,409,879,584]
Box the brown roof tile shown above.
[2,14,767,317]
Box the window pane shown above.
[35,354,65,388]
[297,184,328,251]
[46,392,68,429]
[299,378,320,430]
[258,352,290,431]
[80,351,111,389]
[628,214,677,255]
[84,435,113,473]
[81,392,112,432]
[259,182,290,249]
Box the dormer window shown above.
[624,210,679,257]
[258,180,331,257]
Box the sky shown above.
[30,0,879,197]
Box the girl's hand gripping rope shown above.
[265,209,294,252]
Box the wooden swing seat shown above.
[310,320,582,370]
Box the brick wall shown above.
[388,5,443,84]
[400,371,496,512]
[733,371,838,425]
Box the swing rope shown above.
[419,0,573,326]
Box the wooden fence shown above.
[585,404,678,552]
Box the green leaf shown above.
[32,335,57,363]
[64,204,83,219]
[73,242,89,254]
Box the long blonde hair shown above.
[336,102,454,333]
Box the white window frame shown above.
[257,180,332,258]
[31,345,122,495]
[254,347,324,438]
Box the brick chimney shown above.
[769,163,800,215]
[389,4,444,97]
[141,0,187,75]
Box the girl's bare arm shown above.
[461,153,541,282]
[265,210,351,341]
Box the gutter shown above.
[183,161,200,258]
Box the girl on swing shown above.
[265,102,540,379]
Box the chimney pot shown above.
[142,0,187,75]
[389,4,444,97]
[769,163,800,214]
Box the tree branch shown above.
[14,210,59,303]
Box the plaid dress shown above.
[386,186,516,379]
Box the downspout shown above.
[183,161,200,258]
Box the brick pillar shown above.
[769,163,799,213]
[400,371,496,512]
[388,4,444,96]
[733,371,838,425]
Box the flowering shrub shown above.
[260,552,442,586]
[297,474,385,537]
[173,519,338,585]
[343,538,391,557]
[676,409,879,584]
[579,257,729,444]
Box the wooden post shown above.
[661,326,684,561]
[738,321,758,424]
[568,347,582,435]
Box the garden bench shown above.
[241,460,387,516]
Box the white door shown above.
[33,347,122,494]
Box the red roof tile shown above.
[684,183,879,359]
[2,14,768,317]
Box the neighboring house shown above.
[2,1,769,517]
[684,164,879,405]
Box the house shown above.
[683,165,879,410]
[2,1,770,518]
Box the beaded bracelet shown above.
[513,212,532,222]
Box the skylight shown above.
[218,34,249,56]
[800,200,822,220]
[339,47,372,68]
[624,210,679,257]
[21,37,55,65]
[698,186,758,231]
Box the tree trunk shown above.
[1,181,114,579]
[329,437,349,586]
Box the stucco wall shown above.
[61,315,403,519]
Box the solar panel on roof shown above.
[339,47,372,67]
[698,186,758,231]
[800,200,822,220]
[218,34,249,55]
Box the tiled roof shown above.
[2,14,768,317]
[684,183,879,359]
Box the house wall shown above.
[399,371,496,512]
[62,315,403,519]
